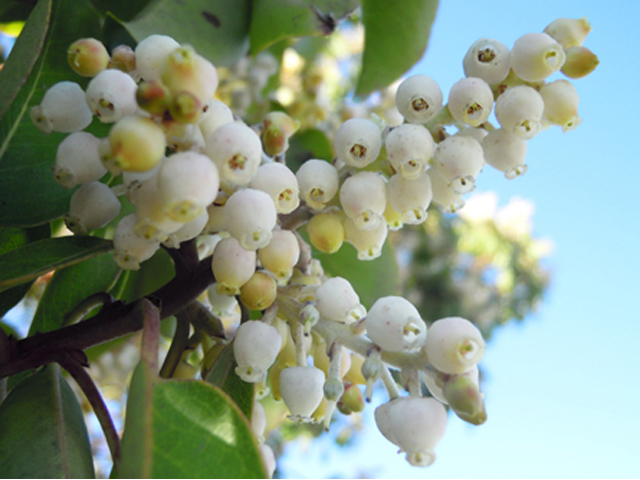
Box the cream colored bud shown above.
[385,124,434,179]
[258,230,300,282]
[211,236,256,295]
[561,46,599,79]
[343,217,387,261]
[495,85,544,140]
[427,167,465,214]
[481,128,528,179]
[250,163,300,214]
[511,32,566,82]
[543,17,592,49]
[540,79,582,132]
[339,172,387,231]
[386,172,433,225]
[296,159,339,211]
[448,77,494,127]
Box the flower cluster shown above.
[29,16,597,472]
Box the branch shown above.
[0,256,215,379]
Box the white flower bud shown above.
[539,79,582,132]
[385,124,435,179]
[495,85,544,140]
[339,172,386,231]
[258,230,300,283]
[204,122,262,188]
[344,217,388,261]
[427,167,465,213]
[448,77,494,127]
[374,400,400,447]
[134,34,180,82]
[511,32,566,82]
[113,213,161,270]
[250,163,300,214]
[365,296,427,352]
[334,118,382,168]
[259,444,276,479]
[224,188,277,251]
[280,366,325,422]
[129,177,184,242]
[206,282,238,317]
[86,69,138,123]
[386,172,433,225]
[251,400,267,442]
[463,38,511,85]
[482,128,528,179]
[211,236,256,295]
[395,74,443,124]
[455,126,488,143]
[296,159,339,210]
[162,210,209,249]
[434,135,484,194]
[543,17,592,49]
[161,45,219,106]
[158,151,220,223]
[315,277,366,324]
[122,157,165,190]
[65,181,121,234]
[53,132,106,189]
[425,317,485,374]
[233,320,282,383]
[199,99,234,139]
[30,81,92,134]
[388,397,448,467]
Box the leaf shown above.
[125,0,252,67]
[313,240,401,309]
[0,364,95,478]
[112,247,174,303]
[0,0,51,120]
[287,128,334,172]
[89,0,155,22]
[0,224,49,317]
[0,2,34,25]
[0,0,106,227]
[0,235,113,292]
[205,342,255,419]
[118,365,265,478]
[355,0,439,96]
[249,0,359,55]
[28,252,121,335]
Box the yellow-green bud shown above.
[307,212,345,254]
[337,383,365,414]
[543,17,592,49]
[67,38,110,77]
[136,81,172,117]
[239,271,278,311]
[561,46,600,79]
[442,374,487,425]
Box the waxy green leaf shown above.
[125,0,252,66]
[206,342,255,419]
[0,0,107,227]
[249,0,359,55]
[356,0,439,96]
[0,364,95,478]
[118,365,265,478]
[0,236,113,292]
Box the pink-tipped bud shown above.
[67,38,110,77]
[442,374,487,425]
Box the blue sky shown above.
[281,1,640,478]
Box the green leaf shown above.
[0,0,51,120]
[90,0,154,22]
[0,0,106,227]
[125,0,252,67]
[313,240,400,309]
[0,3,33,25]
[287,128,334,172]
[112,247,174,303]
[29,252,121,335]
[249,0,359,55]
[355,0,439,96]
[0,364,95,478]
[0,236,113,292]
[205,342,254,419]
[118,364,265,478]
[0,224,50,317]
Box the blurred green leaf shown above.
[90,0,154,22]
[356,0,438,96]
[0,224,49,317]
[0,0,50,120]
[0,236,113,292]
[249,0,359,55]
[0,0,106,227]
[28,252,121,335]
[314,240,401,309]
[0,2,33,25]
[205,342,254,419]
[0,364,95,478]
[112,247,174,303]
[119,364,265,478]
[287,128,334,172]
[125,0,252,66]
